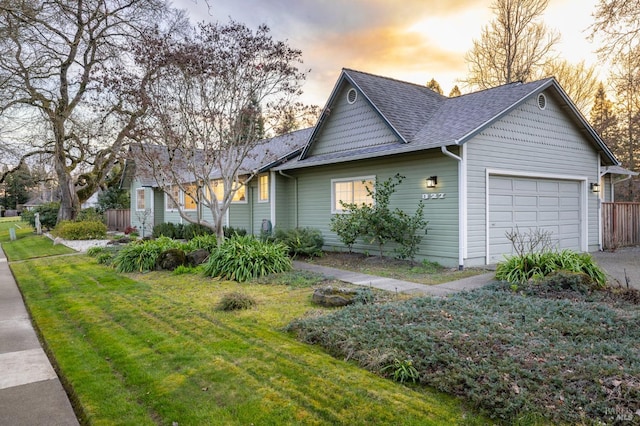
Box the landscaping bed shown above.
[287,281,640,424]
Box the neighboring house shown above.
[125,68,628,268]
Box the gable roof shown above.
[286,69,618,170]
[121,127,313,188]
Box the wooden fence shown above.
[602,202,640,249]
[105,209,130,232]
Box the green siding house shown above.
[124,68,625,268]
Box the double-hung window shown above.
[331,176,374,213]
[165,185,180,211]
[258,174,269,202]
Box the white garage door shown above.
[488,176,582,263]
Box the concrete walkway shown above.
[0,246,79,426]
[293,261,496,296]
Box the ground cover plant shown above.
[287,283,640,424]
[10,255,485,425]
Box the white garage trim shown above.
[485,168,589,264]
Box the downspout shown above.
[441,145,466,270]
[279,170,298,228]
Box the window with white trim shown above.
[165,185,180,211]
[206,179,247,203]
[258,174,269,202]
[136,188,146,211]
[331,176,375,213]
[184,184,198,211]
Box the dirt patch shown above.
[300,251,489,286]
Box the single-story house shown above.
[124,68,627,268]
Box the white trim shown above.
[258,174,269,203]
[485,168,589,264]
[330,175,376,214]
[440,146,466,269]
[269,171,276,227]
[597,155,602,251]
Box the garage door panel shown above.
[489,176,582,264]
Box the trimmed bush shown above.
[152,222,185,239]
[216,292,257,311]
[271,227,324,257]
[223,226,247,239]
[203,235,291,282]
[183,223,213,240]
[53,220,107,240]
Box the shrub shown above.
[76,208,104,223]
[21,202,59,230]
[123,226,138,235]
[203,235,291,282]
[223,226,247,239]
[216,292,257,311]
[86,246,106,257]
[183,223,213,240]
[183,234,217,253]
[495,250,606,287]
[53,220,107,240]
[272,227,324,258]
[152,222,185,239]
[112,237,183,273]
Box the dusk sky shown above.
[172,0,602,106]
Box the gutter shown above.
[441,146,466,270]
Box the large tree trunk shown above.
[56,165,80,222]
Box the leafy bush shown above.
[330,174,427,260]
[223,226,247,239]
[21,202,59,230]
[203,235,291,282]
[76,208,104,223]
[112,237,183,273]
[53,220,107,240]
[183,223,213,240]
[271,227,324,257]
[216,292,257,311]
[495,250,606,287]
[152,222,185,239]
[183,234,217,253]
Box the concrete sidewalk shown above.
[293,261,496,296]
[0,246,79,426]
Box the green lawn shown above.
[11,255,487,425]
[0,218,74,260]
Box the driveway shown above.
[591,246,640,290]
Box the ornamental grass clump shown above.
[495,249,606,287]
[203,235,291,282]
[112,236,183,273]
[216,292,257,311]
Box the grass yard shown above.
[10,255,486,425]
[0,218,74,260]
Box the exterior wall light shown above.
[590,182,600,193]
[426,176,438,188]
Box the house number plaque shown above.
[422,193,446,200]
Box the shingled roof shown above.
[121,127,313,188]
[286,68,618,169]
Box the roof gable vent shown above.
[537,93,547,110]
[347,88,357,104]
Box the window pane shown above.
[354,180,373,205]
[334,181,353,211]
[259,174,269,201]
[207,180,224,202]
[166,185,179,210]
[184,184,197,210]
[232,182,246,202]
[136,189,145,210]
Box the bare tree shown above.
[130,21,311,243]
[463,0,559,89]
[0,0,176,221]
[541,60,599,115]
[591,0,640,56]
[426,78,443,95]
